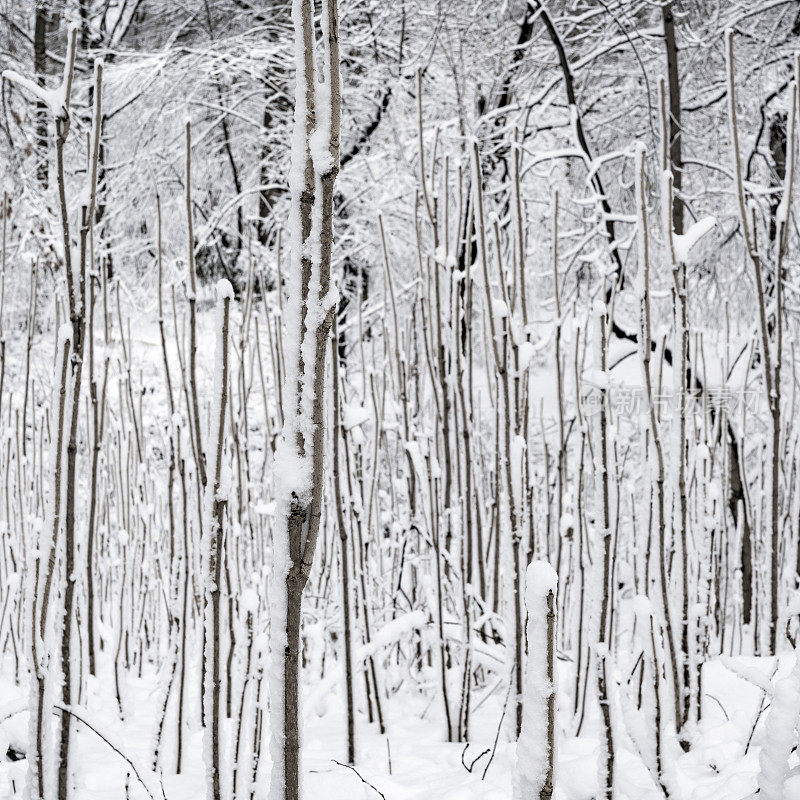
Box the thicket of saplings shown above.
[0,22,798,800]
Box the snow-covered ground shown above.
[3,648,797,800]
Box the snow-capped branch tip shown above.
[57,322,74,348]
[215,278,234,302]
[525,560,558,606]
[672,215,717,264]
[633,142,648,297]
[632,594,655,622]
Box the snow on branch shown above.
[2,25,78,120]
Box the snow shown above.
[671,215,717,264]
[514,561,557,799]
[309,127,334,175]
[491,297,508,319]
[342,403,370,431]
[6,650,766,800]
[525,561,558,603]
[2,24,77,120]
[757,649,800,800]
[517,341,536,372]
[510,435,526,506]
[241,588,260,614]
[215,278,234,301]
[1,71,67,119]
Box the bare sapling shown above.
[331,312,355,764]
[269,0,341,798]
[58,54,103,799]
[661,111,716,738]
[594,291,615,799]
[726,29,794,655]
[634,141,681,741]
[2,25,85,800]
[185,121,207,494]
[204,279,233,800]
[27,325,71,800]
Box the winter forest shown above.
[3,1,800,799]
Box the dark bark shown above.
[33,1,53,188]
[332,316,355,764]
[283,500,308,800]
[662,1,684,235]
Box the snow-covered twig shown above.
[53,703,167,800]
[331,760,387,800]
